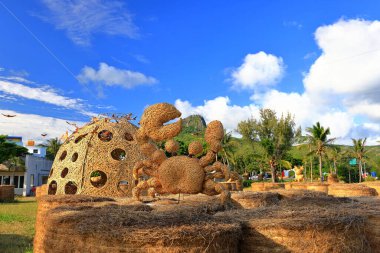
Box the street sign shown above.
[349,158,357,166]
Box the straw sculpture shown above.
[46,116,144,197]
[0,185,14,201]
[294,166,304,182]
[133,103,243,204]
[36,184,47,198]
[328,173,339,183]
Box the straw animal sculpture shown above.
[47,116,144,197]
[133,102,243,203]
[294,166,304,182]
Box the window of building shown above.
[0,176,2,185]
[30,174,34,187]
[14,176,19,188]
[41,176,48,184]
[3,176,10,185]
[33,149,39,154]
[19,176,24,189]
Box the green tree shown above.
[0,135,28,164]
[306,122,335,182]
[351,138,368,183]
[326,146,344,175]
[237,109,301,183]
[45,138,62,160]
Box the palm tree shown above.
[351,138,368,183]
[306,122,335,182]
[327,146,343,175]
[45,138,62,160]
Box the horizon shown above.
[1,1,380,145]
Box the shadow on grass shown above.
[0,234,33,253]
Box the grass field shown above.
[0,197,37,253]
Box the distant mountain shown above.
[181,115,206,134]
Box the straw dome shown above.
[47,117,144,197]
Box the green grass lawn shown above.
[0,197,37,253]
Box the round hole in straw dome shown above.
[74,135,86,144]
[71,152,78,162]
[59,151,67,161]
[125,132,134,141]
[98,130,113,142]
[64,181,78,194]
[61,168,69,178]
[48,181,57,195]
[90,170,107,188]
[117,180,129,194]
[111,148,126,161]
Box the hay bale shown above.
[290,183,308,190]
[36,184,47,198]
[251,183,265,191]
[231,192,280,209]
[361,181,380,195]
[328,184,378,197]
[306,183,329,194]
[284,182,292,190]
[34,195,241,253]
[0,185,14,202]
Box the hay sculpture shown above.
[46,115,144,197]
[294,165,304,182]
[133,103,243,203]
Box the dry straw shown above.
[46,118,144,197]
[34,190,380,252]
[328,183,378,197]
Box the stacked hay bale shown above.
[46,117,144,197]
[34,195,240,253]
[0,185,14,202]
[251,182,285,191]
[361,181,380,195]
[34,191,380,253]
[328,183,378,197]
[289,183,308,190]
[306,183,329,194]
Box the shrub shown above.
[365,176,377,182]
[243,180,253,187]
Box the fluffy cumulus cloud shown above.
[175,97,260,134]
[0,109,85,144]
[77,62,157,91]
[178,19,380,144]
[38,0,138,46]
[230,51,284,89]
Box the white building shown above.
[0,136,53,196]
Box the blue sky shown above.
[1,0,380,144]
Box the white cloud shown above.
[175,97,260,134]
[77,62,157,90]
[230,51,284,89]
[38,0,138,46]
[0,109,84,144]
[304,19,380,95]
[0,80,95,116]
